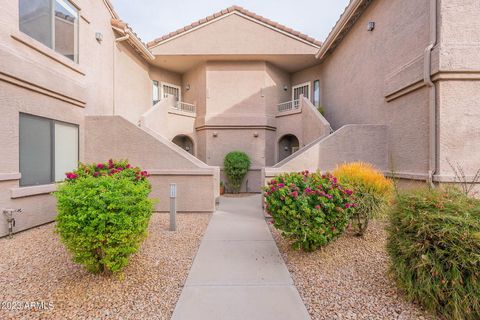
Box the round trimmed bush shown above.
[387,188,480,320]
[224,151,251,193]
[54,160,155,274]
[333,162,394,235]
[264,171,355,251]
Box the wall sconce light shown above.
[95,32,103,42]
[213,132,218,137]
[253,132,259,138]
[185,146,190,151]
[283,85,288,92]
[185,84,191,91]
[367,21,375,31]
[284,146,289,151]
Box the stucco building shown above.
[1,0,479,237]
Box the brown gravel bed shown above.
[271,221,437,320]
[0,212,211,320]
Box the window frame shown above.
[160,82,182,102]
[292,82,311,101]
[19,0,80,63]
[19,112,79,187]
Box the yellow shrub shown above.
[333,162,394,198]
[333,162,394,235]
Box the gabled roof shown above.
[315,0,373,61]
[147,5,322,49]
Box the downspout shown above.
[424,0,438,187]
[112,26,130,116]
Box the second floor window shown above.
[19,0,79,63]
[152,80,159,105]
[313,80,320,107]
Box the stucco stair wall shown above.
[85,116,219,212]
[264,124,389,182]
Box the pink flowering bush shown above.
[264,171,355,251]
[55,159,155,274]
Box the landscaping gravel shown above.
[271,221,437,320]
[0,212,211,320]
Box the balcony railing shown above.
[172,101,196,114]
[277,99,300,113]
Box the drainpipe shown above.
[112,26,130,116]
[424,0,438,187]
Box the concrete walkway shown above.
[171,194,310,320]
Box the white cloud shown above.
[111,0,350,43]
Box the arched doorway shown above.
[278,134,300,162]
[172,135,194,155]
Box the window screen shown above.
[19,114,53,186]
[19,0,53,48]
[19,113,79,186]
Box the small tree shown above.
[224,151,251,193]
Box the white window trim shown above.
[160,82,181,101]
[292,81,311,100]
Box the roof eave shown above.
[315,0,371,60]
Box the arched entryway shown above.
[172,135,194,155]
[278,134,300,162]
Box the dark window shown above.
[19,113,79,186]
[19,0,79,62]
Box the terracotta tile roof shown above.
[147,5,322,48]
[111,18,154,60]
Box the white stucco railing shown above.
[277,99,300,112]
[173,101,196,114]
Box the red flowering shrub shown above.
[65,159,149,182]
[264,171,355,251]
[55,159,154,274]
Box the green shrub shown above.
[54,160,155,274]
[333,162,394,236]
[224,151,251,193]
[264,171,355,251]
[387,188,480,320]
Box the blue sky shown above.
[111,0,350,43]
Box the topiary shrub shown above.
[387,188,480,320]
[54,159,155,275]
[264,171,355,251]
[223,151,251,193]
[333,162,394,236]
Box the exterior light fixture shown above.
[185,84,191,91]
[284,146,289,151]
[367,22,375,31]
[253,132,259,137]
[95,32,103,42]
[185,146,190,151]
[213,132,218,137]
[283,85,288,91]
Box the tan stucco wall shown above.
[0,0,216,236]
[85,116,217,212]
[435,0,480,180]
[292,0,431,179]
[270,125,388,173]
